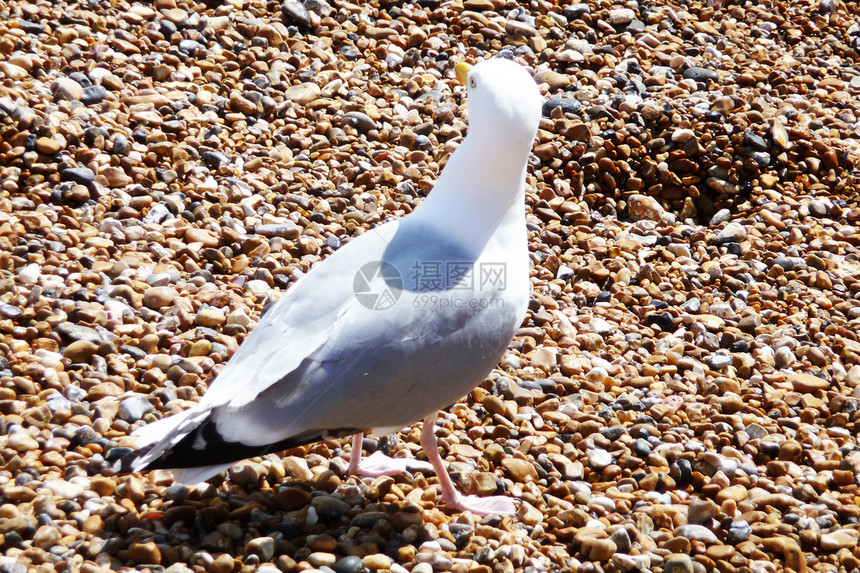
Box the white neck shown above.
[412,133,531,249]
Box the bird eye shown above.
[469,77,477,88]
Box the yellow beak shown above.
[455,62,473,86]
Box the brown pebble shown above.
[128,541,161,565]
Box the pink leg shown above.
[347,432,432,477]
[420,413,517,516]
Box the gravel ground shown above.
[2,0,860,572]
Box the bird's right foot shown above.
[348,450,433,477]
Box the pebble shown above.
[501,458,539,482]
[286,82,321,104]
[664,554,694,573]
[143,286,178,309]
[245,536,275,561]
[129,541,161,564]
[118,395,155,422]
[333,556,364,573]
[820,529,859,551]
[63,340,99,362]
[8,433,39,452]
[674,524,719,543]
[51,77,84,100]
[363,554,393,571]
[542,97,581,117]
[587,448,613,469]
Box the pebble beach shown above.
[2,0,860,572]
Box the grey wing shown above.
[209,281,524,445]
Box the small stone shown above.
[672,128,696,143]
[311,495,351,518]
[687,499,719,524]
[529,347,557,371]
[143,286,178,309]
[283,456,313,481]
[683,66,719,83]
[608,8,635,25]
[209,553,235,573]
[185,228,220,247]
[709,208,731,225]
[196,307,226,327]
[609,528,631,553]
[129,541,162,564]
[256,223,301,239]
[581,537,616,561]
[118,395,154,422]
[0,62,28,80]
[309,552,337,568]
[588,448,613,469]
[761,537,806,573]
[36,136,63,154]
[87,381,124,400]
[61,166,96,185]
[674,524,719,543]
[51,77,84,100]
[789,373,828,393]
[774,346,796,369]
[534,70,570,91]
[706,177,739,195]
[230,92,258,115]
[772,119,790,149]
[628,194,675,224]
[363,554,393,571]
[282,1,310,28]
[714,222,747,246]
[342,111,377,133]
[727,520,752,544]
[82,84,108,105]
[820,529,859,551]
[285,82,321,105]
[808,199,828,218]
[63,340,99,362]
[501,458,539,482]
[33,525,61,549]
[542,97,582,117]
[245,536,275,561]
[632,438,651,457]
[464,0,495,10]
[715,484,748,504]
[664,554,694,573]
[333,555,364,573]
[8,433,39,452]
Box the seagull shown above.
[120,58,542,516]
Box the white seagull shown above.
[120,58,542,516]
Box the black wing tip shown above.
[111,426,360,475]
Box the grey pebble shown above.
[282,1,311,28]
[82,85,108,106]
[542,97,581,117]
[342,111,377,132]
[57,323,101,344]
[118,395,154,422]
[60,166,96,185]
[683,66,719,83]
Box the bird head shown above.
[455,59,542,155]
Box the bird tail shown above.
[113,408,235,484]
[115,408,206,475]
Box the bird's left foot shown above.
[444,492,518,517]
[349,450,433,478]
